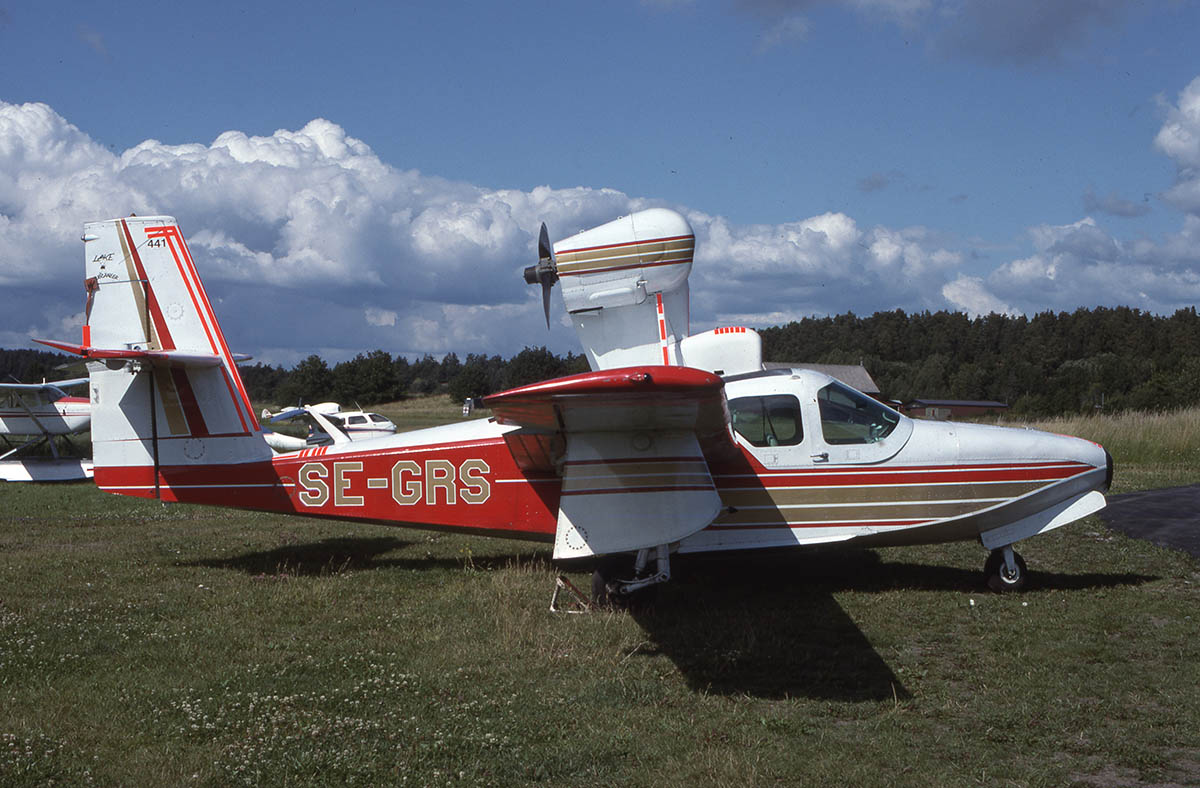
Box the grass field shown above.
[2,399,1199,786]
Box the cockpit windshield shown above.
[817,382,900,445]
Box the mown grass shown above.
[2,403,1199,786]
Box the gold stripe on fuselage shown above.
[713,499,989,526]
[563,459,712,492]
[718,480,1046,508]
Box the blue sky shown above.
[2,0,1200,364]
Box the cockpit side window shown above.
[817,382,900,445]
[728,395,803,447]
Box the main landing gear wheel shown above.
[591,560,620,607]
[984,548,1027,593]
[590,556,659,610]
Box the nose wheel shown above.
[984,546,1027,592]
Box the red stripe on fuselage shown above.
[95,440,560,538]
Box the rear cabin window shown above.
[728,395,803,447]
[346,415,367,425]
[817,382,900,445]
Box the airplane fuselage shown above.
[91,369,1109,559]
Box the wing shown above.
[262,406,307,423]
[0,377,88,393]
[484,366,736,559]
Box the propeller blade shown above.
[541,281,553,329]
[538,223,553,262]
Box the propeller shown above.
[523,223,559,329]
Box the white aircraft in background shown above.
[259,403,397,452]
[39,211,1110,604]
[0,377,93,481]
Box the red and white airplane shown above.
[38,211,1111,599]
[0,377,93,481]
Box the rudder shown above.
[45,216,272,498]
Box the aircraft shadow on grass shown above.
[629,549,1157,702]
[180,535,538,577]
[182,537,1155,702]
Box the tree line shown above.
[238,348,590,408]
[4,304,1199,415]
[759,305,1200,415]
[0,346,587,408]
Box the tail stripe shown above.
[174,230,258,427]
[146,224,257,434]
[152,367,190,434]
[169,367,210,437]
[118,217,175,347]
[164,226,259,431]
[146,225,217,355]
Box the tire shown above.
[590,556,658,610]
[591,555,627,607]
[984,548,1027,593]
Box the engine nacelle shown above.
[556,209,695,370]
[556,209,694,313]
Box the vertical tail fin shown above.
[42,216,271,498]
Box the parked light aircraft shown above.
[38,212,1111,600]
[261,403,397,451]
[0,378,93,481]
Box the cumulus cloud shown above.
[0,101,642,361]
[1155,75,1200,216]
[927,77,1200,318]
[688,211,965,325]
[941,276,1015,317]
[4,89,1200,365]
[960,216,1200,316]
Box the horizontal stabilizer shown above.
[34,339,224,368]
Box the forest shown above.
[3,304,1198,416]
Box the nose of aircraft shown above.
[908,418,1110,479]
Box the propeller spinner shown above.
[523,223,559,329]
